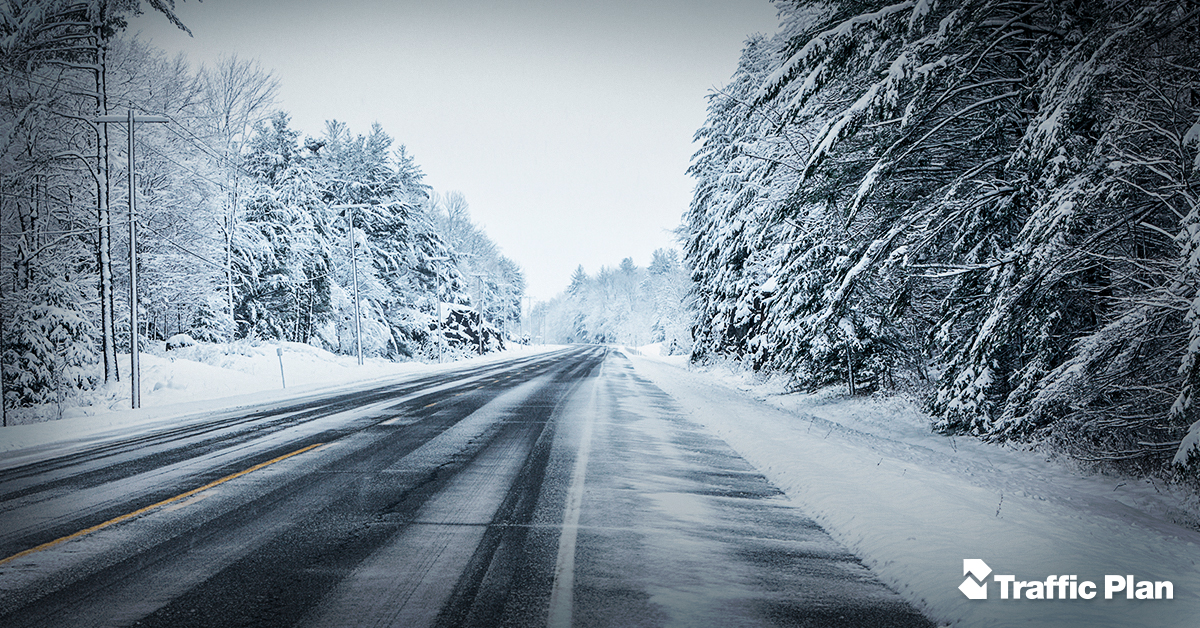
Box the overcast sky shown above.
[130,0,780,300]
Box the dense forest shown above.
[0,1,524,418]
[7,0,1200,481]
[684,0,1200,476]
[537,248,693,353]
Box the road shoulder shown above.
[627,353,1200,628]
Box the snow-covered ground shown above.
[628,344,1200,627]
[3,341,1198,626]
[0,341,564,461]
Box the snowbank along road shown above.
[0,346,933,627]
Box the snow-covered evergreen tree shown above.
[232,111,329,342]
[542,251,693,350]
[429,191,526,344]
[647,248,694,355]
[0,2,528,424]
[686,0,1200,473]
[3,271,100,414]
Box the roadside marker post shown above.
[277,346,285,388]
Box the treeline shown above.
[0,1,522,415]
[686,0,1200,474]
[538,249,692,354]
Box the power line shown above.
[162,122,252,175]
[141,222,338,287]
[136,141,233,192]
[0,219,132,238]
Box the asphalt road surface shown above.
[0,346,935,627]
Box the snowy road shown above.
[0,347,932,627]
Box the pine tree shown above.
[686,0,1200,471]
[233,111,329,342]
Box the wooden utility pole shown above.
[93,112,168,409]
[348,205,362,365]
[330,204,371,365]
[425,256,451,363]
[473,274,487,355]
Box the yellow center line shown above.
[424,401,438,408]
[0,442,325,567]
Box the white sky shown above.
[129,0,780,300]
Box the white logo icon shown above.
[960,559,991,599]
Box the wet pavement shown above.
[0,347,933,627]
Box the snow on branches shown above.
[685,0,1200,475]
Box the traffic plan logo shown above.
[960,559,990,599]
[959,560,1173,600]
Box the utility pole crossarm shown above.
[94,115,170,124]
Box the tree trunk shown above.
[846,345,856,396]
[225,212,235,340]
[94,6,118,382]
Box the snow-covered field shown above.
[628,344,1200,627]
